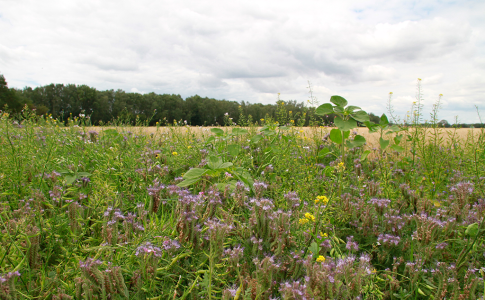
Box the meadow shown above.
[0,102,484,299]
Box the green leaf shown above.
[309,242,319,255]
[228,144,240,157]
[389,125,400,132]
[77,172,92,177]
[343,130,350,139]
[379,137,390,150]
[318,148,331,157]
[352,135,366,147]
[324,166,335,176]
[218,162,233,169]
[329,128,342,144]
[232,128,248,135]
[334,116,357,131]
[183,168,207,179]
[333,106,344,114]
[465,223,479,237]
[345,105,361,113]
[205,136,215,144]
[394,135,403,145]
[351,110,370,123]
[315,103,334,115]
[330,95,348,107]
[361,150,371,161]
[380,114,389,126]
[390,145,404,152]
[250,135,263,144]
[364,121,379,133]
[177,177,201,187]
[210,128,224,136]
[65,175,76,185]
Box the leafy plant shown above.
[315,95,369,163]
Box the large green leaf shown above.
[232,128,248,135]
[465,223,478,237]
[315,103,334,115]
[352,135,366,147]
[345,105,361,113]
[210,128,224,136]
[379,137,390,150]
[177,177,201,187]
[219,162,233,169]
[380,114,389,126]
[361,150,371,161]
[390,145,404,152]
[250,135,263,144]
[333,106,344,114]
[228,144,240,157]
[329,128,342,144]
[351,110,370,123]
[330,95,348,107]
[309,242,319,255]
[183,168,207,179]
[394,135,403,145]
[334,116,357,131]
[364,121,379,133]
[318,148,332,157]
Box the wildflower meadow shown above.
[0,93,484,299]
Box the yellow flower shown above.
[320,232,328,238]
[372,269,377,274]
[304,213,315,222]
[316,255,325,263]
[172,152,178,156]
[315,195,329,205]
[260,118,264,121]
[187,146,192,149]
[299,218,309,225]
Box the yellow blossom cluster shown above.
[316,255,326,263]
[299,212,315,225]
[172,152,178,156]
[315,195,329,205]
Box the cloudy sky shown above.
[1,0,484,123]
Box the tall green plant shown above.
[315,96,369,164]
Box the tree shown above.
[0,75,23,112]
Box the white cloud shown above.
[1,0,484,122]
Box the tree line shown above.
[1,74,483,128]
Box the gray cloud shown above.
[1,0,484,122]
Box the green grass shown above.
[0,107,484,300]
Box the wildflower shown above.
[299,218,309,225]
[315,195,329,205]
[172,152,178,156]
[304,213,315,222]
[187,145,192,149]
[338,162,345,170]
[316,255,325,263]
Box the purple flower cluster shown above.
[79,258,103,270]
[284,191,300,209]
[368,198,391,208]
[378,233,401,246]
[135,242,162,257]
[279,280,308,300]
[0,271,21,283]
[346,236,359,251]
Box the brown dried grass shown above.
[86,126,482,148]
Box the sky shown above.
[1,0,485,123]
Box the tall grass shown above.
[0,100,484,299]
